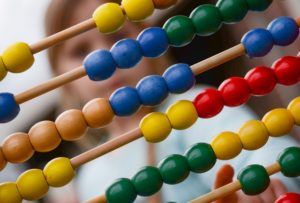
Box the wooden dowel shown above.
[84,194,107,203]
[296,17,300,27]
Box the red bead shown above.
[193,88,224,118]
[245,66,277,95]
[275,192,300,203]
[218,77,251,107]
[272,56,300,85]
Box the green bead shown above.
[158,154,190,184]
[184,143,217,173]
[238,164,270,195]
[190,5,223,36]
[216,0,248,24]
[163,15,195,47]
[105,178,137,203]
[278,147,300,177]
[246,0,272,11]
[132,166,163,196]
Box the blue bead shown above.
[163,63,195,93]
[109,86,141,116]
[110,39,143,69]
[136,75,169,106]
[0,93,20,123]
[267,16,299,46]
[137,27,169,58]
[241,28,274,57]
[83,50,117,81]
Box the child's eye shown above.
[70,43,90,60]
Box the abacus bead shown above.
[278,147,300,177]
[190,5,223,36]
[152,0,177,9]
[132,166,163,196]
[122,0,154,22]
[246,0,272,11]
[0,182,22,203]
[0,93,20,123]
[83,50,117,81]
[137,27,169,58]
[111,39,142,68]
[55,109,88,141]
[92,3,125,34]
[267,17,299,46]
[211,132,242,160]
[0,56,7,81]
[216,0,248,24]
[166,100,198,130]
[272,56,300,85]
[43,157,75,187]
[193,88,224,118]
[238,164,270,195]
[82,98,115,128]
[110,86,141,116]
[163,63,195,94]
[241,28,274,57]
[2,133,34,163]
[163,16,195,47]
[2,42,34,73]
[0,148,7,171]
[139,112,172,143]
[219,77,251,107]
[238,120,269,150]
[262,108,294,137]
[158,154,190,184]
[184,143,216,173]
[276,193,300,203]
[287,96,300,125]
[136,75,168,106]
[28,121,61,152]
[106,178,137,203]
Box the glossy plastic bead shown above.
[267,17,299,46]
[246,0,272,11]
[82,98,115,128]
[184,143,216,173]
[287,96,300,125]
[132,166,163,196]
[158,154,190,184]
[17,169,49,200]
[43,157,75,187]
[262,108,294,137]
[216,0,248,24]
[0,93,20,123]
[0,57,7,81]
[55,109,87,141]
[122,0,154,21]
[140,112,172,143]
[2,133,34,163]
[276,192,300,203]
[0,182,22,203]
[106,178,137,203]
[238,120,269,150]
[219,77,251,107]
[241,28,274,57]
[152,0,177,9]
[244,66,277,95]
[272,56,300,85]
[278,147,300,177]
[83,50,117,81]
[193,88,224,118]
[211,131,242,160]
[93,3,125,34]
[166,100,198,130]
[109,86,141,116]
[163,63,195,93]
[136,75,169,106]
[0,148,7,171]
[238,164,270,195]
[190,5,223,36]
[137,27,169,58]
[163,15,195,47]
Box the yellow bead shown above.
[122,0,154,22]
[287,96,300,125]
[238,120,269,150]
[262,108,294,137]
[166,100,198,130]
[16,169,49,200]
[93,3,125,34]
[0,182,22,203]
[43,157,75,187]
[0,56,7,81]
[2,42,34,73]
[211,132,242,160]
[140,112,172,143]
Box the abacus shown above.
[0,0,299,202]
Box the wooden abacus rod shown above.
[85,194,107,203]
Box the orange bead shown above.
[0,148,7,171]
[29,121,62,152]
[1,133,34,163]
[55,109,88,141]
[152,0,177,9]
[82,98,115,128]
